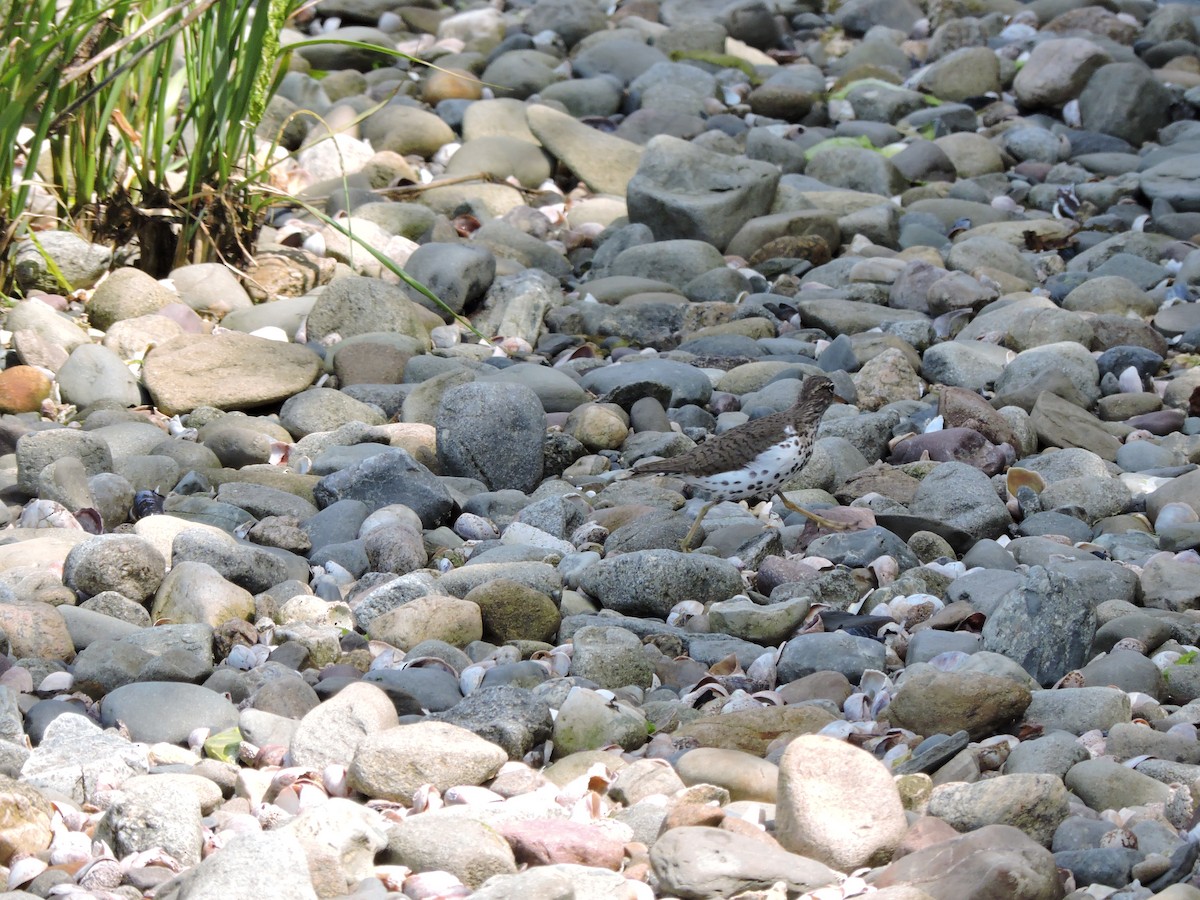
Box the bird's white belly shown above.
[686,436,803,501]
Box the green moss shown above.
[804,135,876,161]
[668,50,763,84]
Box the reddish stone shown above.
[894,816,962,859]
[499,819,624,870]
[623,861,651,883]
[755,555,821,595]
[889,428,1013,476]
[720,815,783,849]
[156,302,210,334]
[873,824,1065,899]
[422,69,483,104]
[776,670,853,706]
[0,602,74,662]
[0,365,51,414]
[662,802,725,832]
[26,291,69,311]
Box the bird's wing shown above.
[634,412,793,477]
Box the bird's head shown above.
[800,375,844,409]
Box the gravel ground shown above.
[5,1,1200,898]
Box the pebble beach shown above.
[6,0,1200,898]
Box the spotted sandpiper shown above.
[635,374,845,549]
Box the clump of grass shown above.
[0,0,298,287]
[0,1,482,333]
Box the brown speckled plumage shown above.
[637,375,837,490]
[636,375,841,546]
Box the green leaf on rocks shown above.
[828,77,907,101]
[667,50,761,84]
[204,727,243,763]
[804,135,876,161]
[1164,650,1197,682]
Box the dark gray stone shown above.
[777,632,887,685]
[981,566,1098,687]
[435,685,553,759]
[436,382,545,493]
[313,448,454,527]
[626,135,780,252]
[171,530,292,595]
[99,682,238,744]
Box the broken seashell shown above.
[925,651,971,672]
[323,765,349,798]
[401,656,460,677]
[924,559,967,579]
[1100,828,1137,849]
[720,690,764,713]
[368,645,404,670]
[876,594,943,629]
[410,783,443,814]
[843,693,871,722]
[17,498,84,530]
[859,669,894,699]
[1052,670,1086,689]
[364,799,408,824]
[1117,366,1143,394]
[76,856,122,890]
[974,736,1014,771]
[458,662,493,696]
[496,335,532,356]
[667,600,705,628]
[442,785,504,805]
[1120,472,1169,496]
[746,651,777,686]
[1152,651,1184,671]
[273,780,329,815]
[750,690,784,706]
[187,727,211,752]
[708,653,742,677]
[37,671,74,694]
[867,555,899,587]
[48,829,93,868]
[226,643,270,670]
[237,741,261,767]
[1111,638,1148,655]
[402,869,472,898]
[121,846,186,873]
[7,856,47,890]
[1006,467,1045,497]
[1078,729,1106,757]
[372,864,412,891]
[817,720,877,741]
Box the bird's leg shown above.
[774,492,849,531]
[681,500,715,551]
